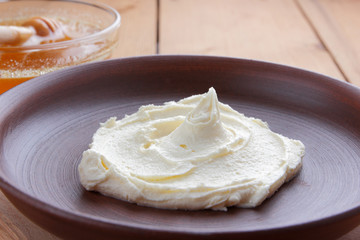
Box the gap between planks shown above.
[297,0,360,86]
[158,0,345,81]
[295,0,348,83]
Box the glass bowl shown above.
[0,0,121,94]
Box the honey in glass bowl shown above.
[0,0,121,94]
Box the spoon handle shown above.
[0,25,35,45]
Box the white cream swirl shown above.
[79,88,305,211]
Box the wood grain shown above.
[0,191,58,240]
[297,0,360,86]
[339,226,360,240]
[159,0,344,81]
[100,0,157,58]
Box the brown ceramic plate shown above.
[1,56,360,240]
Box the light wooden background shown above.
[1,0,360,239]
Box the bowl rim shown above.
[0,0,121,51]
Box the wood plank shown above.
[100,0,158,58]
[297,0,360,86]
[0,191,58,239]
[159,0,345,81]
[0,0,157,239]
[339,226,360,240]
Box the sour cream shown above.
[79,88,305,211]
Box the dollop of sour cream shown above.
[79,88,305,211]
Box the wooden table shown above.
[1,0,359,239]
